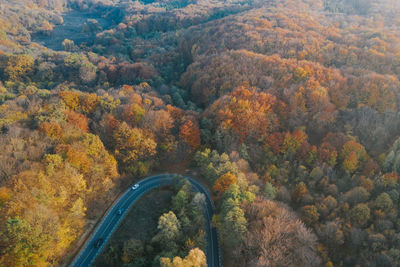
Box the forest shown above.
[1,0,400,266]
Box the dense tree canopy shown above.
[1,0,400,266]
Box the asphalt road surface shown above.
[70,174,222,267]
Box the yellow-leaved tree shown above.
[160,248,207,267]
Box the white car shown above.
[131,184,139,190]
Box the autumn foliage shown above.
[65,110,89,132]
[212,172,237,195]
[2,0,400,266]
[39,122,63,139]
[207,86,279,142]
[179,119,201,149]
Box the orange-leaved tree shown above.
[213,86,278,142]
[213,172,237,195]
[340,140,367,173]
[179,119,201,150]
[65,110,89,132]
[39,122,63,139]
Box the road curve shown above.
[70,174,222,267]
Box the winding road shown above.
[70,174,222,267]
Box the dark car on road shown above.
[116,209,123,215]
[94,238,103,248]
